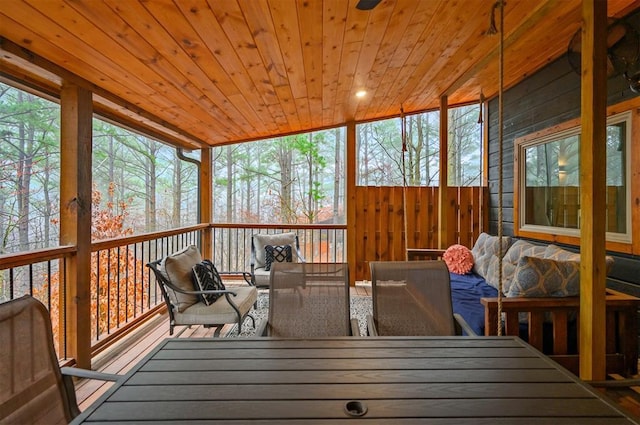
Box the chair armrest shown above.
[453,313,477,336]
[294,246,306,263]
[61,367,120,382]
[366,314,378,336]
[350,318,361,337]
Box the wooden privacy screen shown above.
[354,186,488,281]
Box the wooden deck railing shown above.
[1,185,487,362]
[0,225,206,359]
[0,245,75,358]
[210,223,347,273]
[88,224,206,354]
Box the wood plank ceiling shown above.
[1,0,638,149]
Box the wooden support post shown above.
[346,121,357,286]
[579,0,608,381]
[438,95,449,249]
[60,83,92,368]
[200,147,212,259]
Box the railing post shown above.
[60,82,93,368]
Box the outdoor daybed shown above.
[418,233,639,377]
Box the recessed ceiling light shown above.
[355,90,367,98]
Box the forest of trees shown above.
[356,105,482,187]
[0,82,198,254]
[1,81,483,343]
[213,104,483,224]
[1,81,482,255]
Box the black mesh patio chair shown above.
[367,260,475,336]
[257,262,360,337]
[0,295,120,424]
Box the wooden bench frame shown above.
[481,289,639,377]
[407,248,639,377]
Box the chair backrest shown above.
[370,260,455,336]
[267,262,351,337]
[0,295,79,424]
[251,232,303,270]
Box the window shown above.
[516,112,631,243]
[0,81,61,253]
[92,118,198,236]
[356,104,482,186]
[212,128,346,224]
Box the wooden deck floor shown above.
[73,282,640,421]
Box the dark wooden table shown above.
[73,337,638,424]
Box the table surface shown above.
[73,336,638,424]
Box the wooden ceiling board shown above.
[1,0,639,147]
[368,0,438,117]
[208,1,284,129]
[321,0,348,125]
[65,0,239,144]
[138,1,257,139]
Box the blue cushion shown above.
[449,272,498,335]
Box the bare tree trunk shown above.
[108,135,115,205]
[425,113,432,184]
[17,117,33,251]
[172,154,182,227]
[43,152,52,248]
[307,134,314,222]
[277,141,294,223]
[145,140,157,232]
[414,115,424,184]
[226,146,233,222]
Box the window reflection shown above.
[520,114,628,238]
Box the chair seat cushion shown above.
[175,286,258,324]
[252,267,271,287]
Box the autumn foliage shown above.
[35,184,152,354]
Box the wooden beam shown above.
[443,1,557,97]
[0,38,206,150]
[579,0,608,381]
[438,95,449,249]
[346,121,357,286]
[60,82,92,369]
[200,147,212,260]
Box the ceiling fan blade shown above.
[356,0,382,11]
